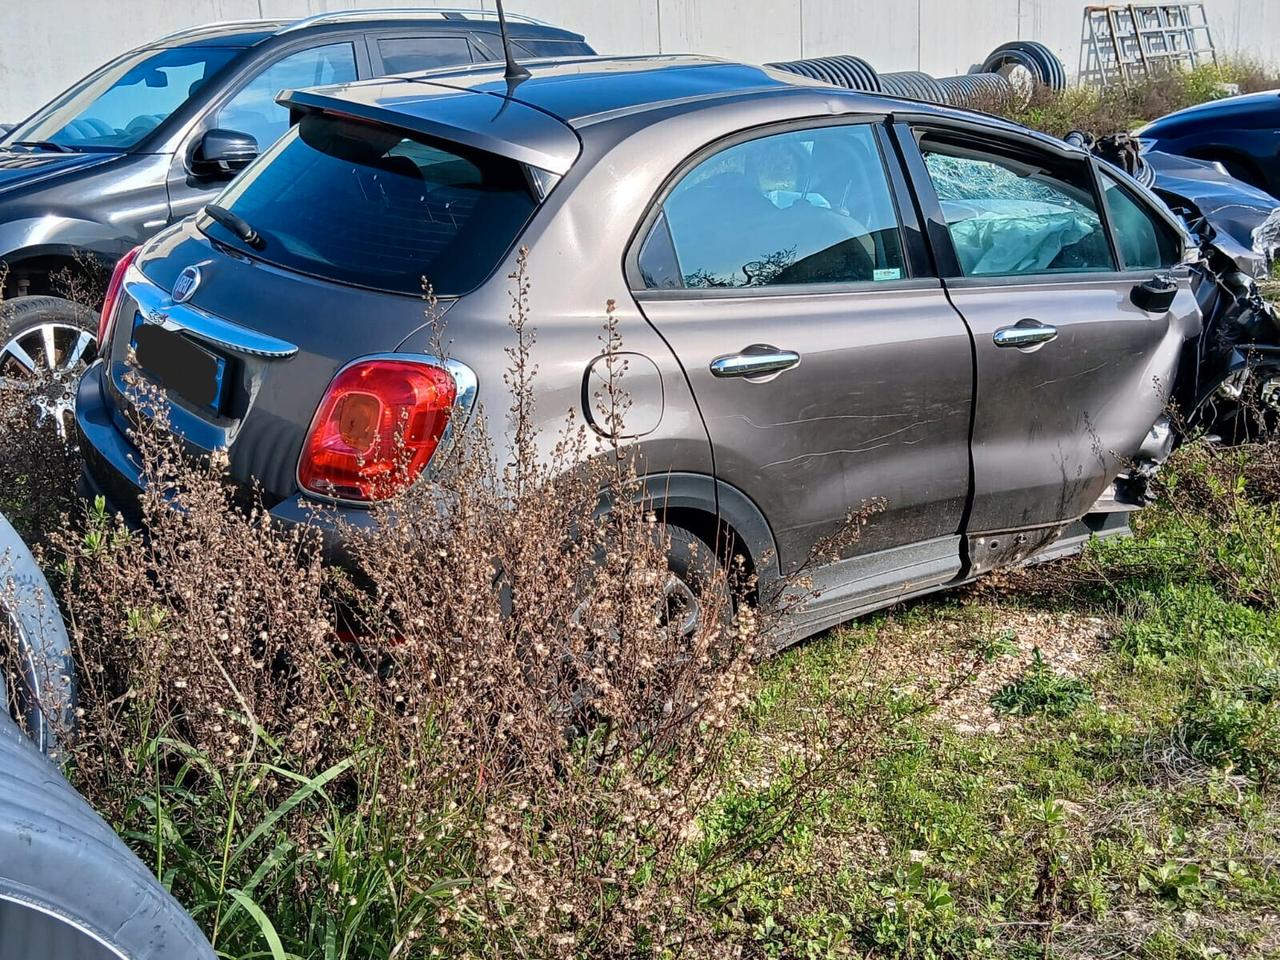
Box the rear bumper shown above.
[74,361,376,551]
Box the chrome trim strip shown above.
[295,352,479,508]
[122,265,298,360]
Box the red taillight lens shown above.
[97,246,141,347]
[298,358,458,502]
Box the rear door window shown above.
[201,113,538,296]
[641,123,906,290]
[919,135,1115,277]
[1100,170,1183,269]
[376,36,474,74]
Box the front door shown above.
[631,119,974,588]
[902,123,1198,561]
[166,41,362,225]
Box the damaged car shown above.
[1136,89,1280,200]
[74,56,1274,642]
[1067,129,1280,446]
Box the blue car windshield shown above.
[1,46,239,153]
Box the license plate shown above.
[132,320,227,411]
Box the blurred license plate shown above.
[132,322,226,411]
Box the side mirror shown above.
[1131,274,1179,314]
[191,128,258,179]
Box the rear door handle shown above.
[710,345,801,379]
[993,321,1059,350]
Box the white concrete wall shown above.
[2,0,1279,122]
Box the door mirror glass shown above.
[193,128,259,179]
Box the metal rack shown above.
[1080,4,1217,86]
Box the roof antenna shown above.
[494,0,531,83]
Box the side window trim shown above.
[899,120,1122,284]
[626,115,924,296]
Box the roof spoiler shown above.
[279,83,580,175]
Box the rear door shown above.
[630,117,974,587]
[898,122,1197,567]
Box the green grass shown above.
[713,443,1280,958]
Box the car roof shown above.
[399,56,878,126]
[152,8,586,49]
[282,54,1089,181]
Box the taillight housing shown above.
[97,246,141,348]
[298,357,463,502]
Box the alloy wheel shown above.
[0,322,95,439]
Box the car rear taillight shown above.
[97,246,141,347]
[298,358,459,502]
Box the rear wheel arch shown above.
[639,472,780,592]
[0,247,111,303]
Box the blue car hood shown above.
[1147,149,1280,273]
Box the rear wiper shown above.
[12,140,73,153]
[204,204,265,250]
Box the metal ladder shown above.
[1080,4,1217,86]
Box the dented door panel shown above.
[636,283,974,573]
[951,275,1199,534]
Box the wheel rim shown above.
[0,321,95,439]
[662,573,701,639]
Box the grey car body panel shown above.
[0,715,215,960]
[943,274,1198,533]
[78,56,1204,643]
[636,284,974,572]
[1144,149,1280,272]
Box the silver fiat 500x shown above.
[77,55,1219,641]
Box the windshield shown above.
[200,113,540,296]
[1,46,239,152]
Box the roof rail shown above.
[278,7,550,33]
[154,18,279,43]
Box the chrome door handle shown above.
[709,345,801,379]
[993,321,1059,350]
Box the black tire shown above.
[982,40,1067,92]
[0,295,97,439]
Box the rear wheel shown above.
[662,525,732,640]
[0,295,97,439]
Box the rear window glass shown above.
[200,113,538,296]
